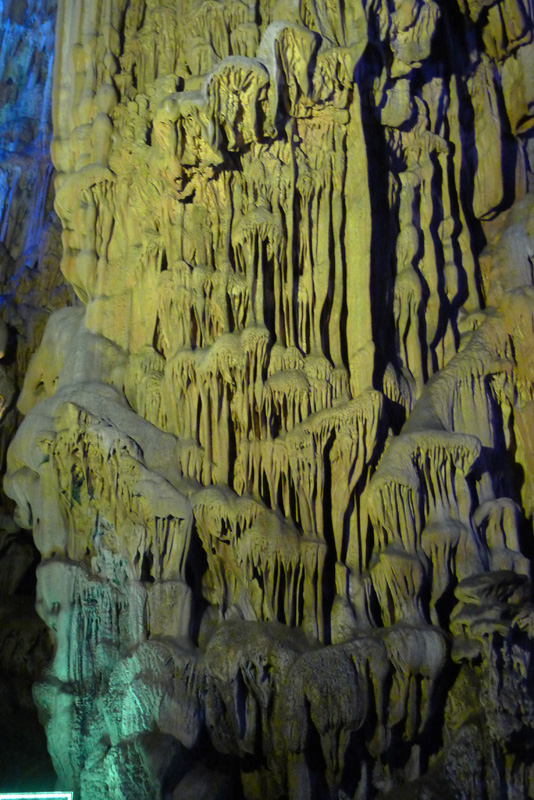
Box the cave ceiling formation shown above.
[2,0,534,797]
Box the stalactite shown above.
[5,0,534,797]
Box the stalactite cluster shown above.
[3,0,534,797]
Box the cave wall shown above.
[0,0,70,791]
[4,0,534,797]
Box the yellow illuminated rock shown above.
[3,0,534,797]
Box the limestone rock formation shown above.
[4,0,534,797]
[0,0,73,791]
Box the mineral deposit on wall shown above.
[0,0,72,790]
[5,0,534,797]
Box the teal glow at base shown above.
[0,794,73,799]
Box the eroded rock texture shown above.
[6,0,534,797]
[0,0,71,790]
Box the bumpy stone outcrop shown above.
[5,0,534,797]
